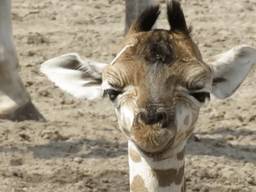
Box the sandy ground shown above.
[0,0,256,191]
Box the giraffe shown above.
[0,0,44,121]
[41,1,256,191]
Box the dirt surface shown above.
[0,0,256,191]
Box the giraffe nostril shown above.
[156,112,165,122]
[139,111,168,126]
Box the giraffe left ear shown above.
[211,45,256,99]
[41,53,107,100]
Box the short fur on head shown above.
[125,1,193,67]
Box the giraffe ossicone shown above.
[41,0,256,191]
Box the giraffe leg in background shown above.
[0,0,45,121]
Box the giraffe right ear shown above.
[210,45,256,99]
[40,53,107,100]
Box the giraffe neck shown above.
[128,140,186,192]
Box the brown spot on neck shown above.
[152,168,176,187]
[129,148,142,163]
[152,165,185,187]
[131,175,149,192]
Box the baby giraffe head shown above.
[101,2,211,153]
[41,1,256,154]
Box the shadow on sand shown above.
[187,127,256,164]
[0,127,255,163]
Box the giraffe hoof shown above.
[0,101,46,122]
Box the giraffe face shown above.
[102,4,213,153]
[102,30,212,153]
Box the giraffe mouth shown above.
[131,123,176,153]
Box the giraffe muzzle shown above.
[137,106,175,129]
[131,108,177,153]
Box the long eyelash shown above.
[103,89,123,99]
[190,92,210,103]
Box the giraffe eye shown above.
[104,89,123,101]
[190,92,210,103]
